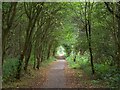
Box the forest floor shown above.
[3,58,109,88]
[65,63,109,88]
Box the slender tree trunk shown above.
[36,47,42,69]
[85,2,95,75]
[33,48,36,69]
[24,43,32,71]
[16,20,32,79]
[16,52,24,79]
[88,2,95,75]
[47,43,52,60]
[36,54,41,69]
[53,49,56,57]
[74,55,76,62]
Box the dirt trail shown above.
[3,58,109,88]
[42,59,67,88]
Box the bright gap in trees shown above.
[56,46,66,57]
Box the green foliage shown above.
[2,2,11,10]
[2,2,120,88]
[40,56,56,67]
[91,80,100,84]
[29,54,35,65]
[56,46,66,56]
[94,63,120,87]
[3,58,19,82]
[66,52,89,69]
[67,52,120,88]
[94,64,110,79]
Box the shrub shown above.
[28,54,34,65]
[94,63,120,88]
[3,57,19,82]
[66,52,89,70]
[94,63,110,79]
[67,52,120,88]
[40,56,56,67]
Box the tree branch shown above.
[104,2,120,19]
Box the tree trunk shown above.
[47,43,52,60]
[88,2,95,75]
[24,43,32,71]
[85,2,95,75]
[2,2,17,65]
[74,55,76,62]
[16,52,24,79]
[36,54,41,69]
[16,22,32,79]
[33,49,36,69]
[36,47,42,69]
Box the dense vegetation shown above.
[2,2,120,88]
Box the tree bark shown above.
[47,42,52,60]
[85,2,95,75]
[24,42,32,71]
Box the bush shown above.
[94,63,120,88]
[66,52,89,70]
[66,52,120,88]
[3,57,19,82]
[40,56,56,67]
[29,54,35,65]
[94,64,110,79]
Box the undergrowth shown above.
[3,57,19,82]
[66,52,120,88]
[2,56,55,83]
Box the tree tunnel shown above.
[2,2,120,87]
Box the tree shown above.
[2,2,17,65]
[16,2,44,79]
[104,2,120,68]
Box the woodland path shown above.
[3,57,108,88]
[41,59,67,88]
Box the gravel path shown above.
[42,59,66,88]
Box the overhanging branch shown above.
[104,2,120,19]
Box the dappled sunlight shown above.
[56,46,66,56]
